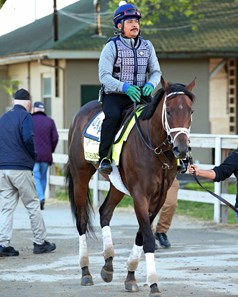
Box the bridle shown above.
[162,91,191,144]
[134,91,192,168]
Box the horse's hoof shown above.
[125,280,139,292]
[81,274,94,286]
[149,283,161,297]
[101,267,113,283]
[149,293,162,297]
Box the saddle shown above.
[83,104,144,163]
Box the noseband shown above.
[162,91,191,144]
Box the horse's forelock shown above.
[139,83,195,121]
[167,83,195,102]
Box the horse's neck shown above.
[149,103,167,144]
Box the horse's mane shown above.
[139,83,196,121]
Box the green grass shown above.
[184,181,236,194]
[56,190,134,206]
[178,181,237,223]
[176,200,237,224]
[55,190,68,201]
[118,195,134,207]
[55,182,237,224]
[117,181,237,223]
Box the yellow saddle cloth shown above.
[83,108,143,165]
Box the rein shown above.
[189,157,238,215]
[133,104,173,169]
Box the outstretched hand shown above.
[188,164,198,175]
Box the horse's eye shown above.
[191,110,194,114]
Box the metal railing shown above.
[49,130,238,223]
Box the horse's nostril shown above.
[172,146,189,160]
[172,147,178,153]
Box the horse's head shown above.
[161,77,195,159]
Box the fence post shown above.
[45,168,50,198]
[92,170,99,208]
[214,136,222,223]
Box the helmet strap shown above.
[115,19,125,35]
[114,20,141,37]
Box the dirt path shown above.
[0,200,238,297]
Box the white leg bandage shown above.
[79,234,89,268]
[145,253,158,286]
[127,244,143,271]
[102,226,115,259]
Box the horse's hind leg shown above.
[79,233,93,286]
[99,186,124,283]
[70,167,95,286]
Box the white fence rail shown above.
[49,130,238,223]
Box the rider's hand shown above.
[142,83,154,96]
[125,85,141,102]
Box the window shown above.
[81,85,100,106]
[42,77,52,116]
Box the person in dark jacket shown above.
[32,101,58,210]
[188,149,238,221]
[0,89,56,257]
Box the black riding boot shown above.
[98,93,130,174]
[98,121,113,174]
[98,157,112,174]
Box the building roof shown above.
[0,0,237,62]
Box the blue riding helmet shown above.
[113,3,141,28]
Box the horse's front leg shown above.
[100,225,114,282]
[133,203,161,297]
[99,186,124,283]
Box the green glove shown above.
[125,85,141,102]
[142,83,154,96]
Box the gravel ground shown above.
[0,199,238,297]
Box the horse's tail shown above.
[65,160,95,236]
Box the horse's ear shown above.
[186,77,196,91]
[161,76,169,90]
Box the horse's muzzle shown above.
[172,144,191,160]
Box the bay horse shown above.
[65,77,195,297]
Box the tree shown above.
[0,0,7,9]
[109,0,203,27]
[0,80,21,97]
